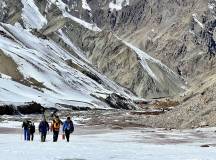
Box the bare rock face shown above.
[72,0,215,84]
[79,31,185,98]
[0,0,23,24]
[103,0,216,84]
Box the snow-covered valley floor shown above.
[1,128,216,160]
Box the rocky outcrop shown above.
[0,102,44,115]
[105,93,136,110]
[0,0,23,24]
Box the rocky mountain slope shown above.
[0,0,187,111]
[0,0,215,128]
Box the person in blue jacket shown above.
[39,117,49,142]
[63,116,74,142]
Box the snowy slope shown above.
[0,23,135,108]
[21,0,47,30]
[0,0,186,109]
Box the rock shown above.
[200,144,210,147]
[0,105,19,115]
[199,121,208,127]
[130,110,165,115]
[111,125,124,130]
[0,102,44,115]
[17,102,45,114]
[105,93,137,110]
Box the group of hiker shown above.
[22,120,35,141]
[22,115,74,142]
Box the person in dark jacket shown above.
[51,115,63,142]
[39,118,49,142]
[29,122,35,141]
[63,117,74,142]
[22,120,31,141]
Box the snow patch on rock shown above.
[0,73,11,80]
[21,0,47,30]
[51,0,101,32]
[208,3,215,10]
[109,0,130,11]
[192,13,204,29]
[57,29,90,63]
[82,0,91,11]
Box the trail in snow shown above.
[0,129,215,160]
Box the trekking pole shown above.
[20,126,23,142]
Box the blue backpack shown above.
[63,120,74,133]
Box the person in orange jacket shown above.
[51,115,63,142]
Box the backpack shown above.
[67,120,74,133]
[63,120,74,133]
[39,121,49,133]
[30,124,35,133]
[53,120,60,131]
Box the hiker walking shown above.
[22,120,31,141]
[63,116,74,142]
[51,116,63,142]
[29,122,35,141]
[39,118,49,142]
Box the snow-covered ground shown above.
[0,120,23,128]
[0,129,216,160]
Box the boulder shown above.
[0,102,44,115]
[105,93,137,110]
